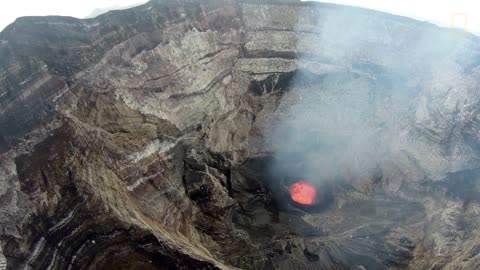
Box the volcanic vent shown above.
[289,180,317,205]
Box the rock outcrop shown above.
[1,0,480,269]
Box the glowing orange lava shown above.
[289,180,317,205]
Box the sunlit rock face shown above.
[1,0,480,269]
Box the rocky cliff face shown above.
[1,0,480,269]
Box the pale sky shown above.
[308,0,479,33]
[0,0,479,33]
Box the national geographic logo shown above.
[450,13,468,38]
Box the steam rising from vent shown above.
[267,5,479,187]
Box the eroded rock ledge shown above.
[1,0,480,269]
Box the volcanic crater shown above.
[1,0,480,269]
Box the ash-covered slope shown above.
[1,0,480,269]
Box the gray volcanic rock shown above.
[1,0,480,269]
